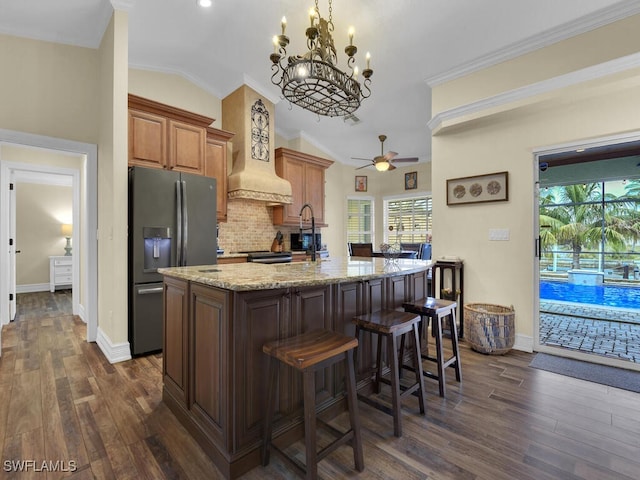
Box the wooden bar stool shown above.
[402,297,462,397]
[352,310,426,438]
[262,329,364,480]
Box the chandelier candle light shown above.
[270,0,373,117]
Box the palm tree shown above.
[540,183,628,270]
[611,180,640,252]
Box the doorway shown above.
[534,132,640,371]
[0,129,98,357]
[11,166,77,316]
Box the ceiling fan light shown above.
[375,161,389,171]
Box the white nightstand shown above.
[49,255,73,292]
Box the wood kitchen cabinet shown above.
[234,285,333,449]
[333,278,386,387]
[189,283,230,449]
[205,127,234,222]
[129,94,211,174]
[128,108,168,169]
[163,280,334,476]
[272,147,333,227]
[128,94,234,221]
[168,119,206,174]
[233,288,290,452]
[163,276,189,406]
[161,263,429,478]
[216,256,247,264]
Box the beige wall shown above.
[0,34,100,143]
[16,183,72,285]
[129,69,221,125]
[433,15,640,113]
[97,10,129,346]
[430,15,640,348]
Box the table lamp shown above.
[61,223,72,256]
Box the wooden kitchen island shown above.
[158,257,431,479]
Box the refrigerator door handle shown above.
[176,180,183,266]
[182,180,188,266]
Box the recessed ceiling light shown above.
[197,0,212,7]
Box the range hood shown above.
[222,85,292,204]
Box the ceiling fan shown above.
[352,135,419,171]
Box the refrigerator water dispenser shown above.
[143,227,172,272]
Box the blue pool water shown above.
[540,280,640,309]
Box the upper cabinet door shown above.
[128,94,230,178]
[168,120,206,175]
[277,155,305,225]
[304,162,326,226]
[204,128,234,223]
[128,109,167,169]
[273,148,333,227]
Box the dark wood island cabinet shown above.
[159,257,431,478]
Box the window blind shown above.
[385,196,432,245]
[347,199,373,243]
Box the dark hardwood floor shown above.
[1,291,639,479]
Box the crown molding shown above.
[426,0,640,87]
[428,51,640,134]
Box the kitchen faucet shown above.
[299,203,316,262]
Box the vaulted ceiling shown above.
[1,0,638,168]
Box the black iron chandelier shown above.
[270,0,373,118]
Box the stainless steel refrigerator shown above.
[128,166,217,355]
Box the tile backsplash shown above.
[217,198,314,253]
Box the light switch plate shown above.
[489,228,510,241]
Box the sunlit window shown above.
[384,196,432,245]
[347,198,373,243]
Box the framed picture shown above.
[446,171,509,205]
[355,175,367,192]
[405,171,417,190]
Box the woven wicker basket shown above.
[464,303,515,355]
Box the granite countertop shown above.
[159,256,431,291]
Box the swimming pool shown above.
[540,280,640,309]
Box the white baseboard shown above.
[96,327,132,364]
[16,283,50,293]
[77,303,86,323]
[513,334,534,353]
